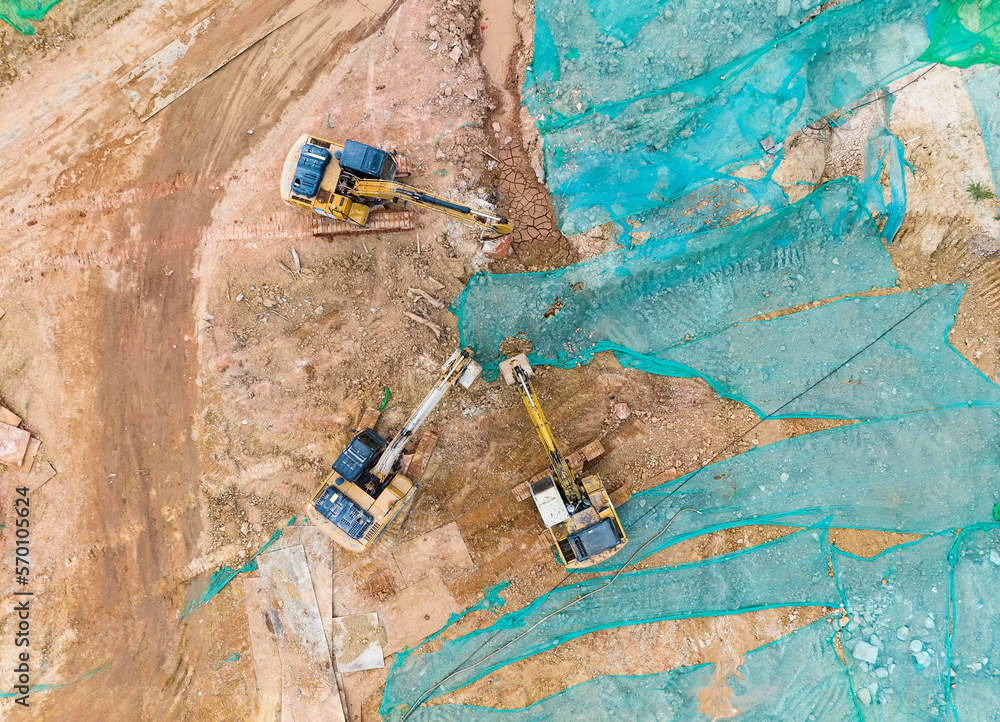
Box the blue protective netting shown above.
[949,525,1000,718]
[964,64,1000,200]
[393,525,1000,720]
[0,0,62,34]
[382,526,839,713]
[526,0,931,233]
[614,284,1000,420]
[588,405,1000,572]
[455,178,898,383]
[401,616,855,721]
[859,93,912,245]
[834,532,956,718]
[527,0,999,234]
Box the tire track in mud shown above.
[40,1,405,718]
[0,216,312,284]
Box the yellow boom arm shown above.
[351,179,513,238]
[505,358,584,506]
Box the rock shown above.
[874,667,888,678]
[910,640,923,652]
[896,626,910,641]
[314,306,324,315]
[991,549,1000,566]
[235,293,244,302]
[852,640,879,664]
[449,46,462,63]
[857,688,871,705]
[241,522,249,536]
[428,14,438,26]
[492,122,501,132]
[463,87,478,100]
[924,615,935,629]
[429,30,440,42]
[914,651,932,667]
[263,299,276,308]
[612,402,631,420]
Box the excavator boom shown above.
[372,349,481,479]
[500,354,628,569]
[507,361,582,505]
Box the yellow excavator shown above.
[500,354,628,569]
[306,349,481,552]
[280,134,512,237]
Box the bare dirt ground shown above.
[0,0,998,719]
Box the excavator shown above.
[500,354,628,569]
[306,349,481,552]
[280,134,513,237]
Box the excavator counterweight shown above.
[500,354,628,569]
[280,134,512,238]
[306,349,481,553]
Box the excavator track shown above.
[311,210,414,236]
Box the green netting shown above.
[859,94,912,245]
[0,0,62,34]
[614,284,1000,420]
[179,527,284,619]
[834,533,955,718]
[454,178,897,382]
[949,524,1000,718]
[526,0,937,233]
[401,616,855,721]
[381,526,838,716]
[923,0,1000,67]
[588,405,1000,572]
[964,63,1000,199]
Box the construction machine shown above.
[306,349,482,553]
[280,134,513,238]
[500,354,628,569]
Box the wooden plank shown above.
[18,438,40,475]
[0,406,20,427]
[243,577,284,722]
[258,545,345,722]
[0,422,30,468]
[391,522,473,587]
[115,0,324,121]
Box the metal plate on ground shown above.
[331,613,384,672]
[258,545,345,722]
[242,577,283,721]
[391,521,473,587]
[0,422,30,468]
[380,576,459,655]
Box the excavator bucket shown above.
[499,353,532,385]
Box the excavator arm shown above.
[371,349,481,479]
[501,355,584,507]
[351,179,513,238]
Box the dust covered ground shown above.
[0,0,998,719]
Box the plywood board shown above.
[242,577,284,722]
[331,614,384,672]
[392,521,473,587]
[116,0,323,120]
[258,545,345,722]
[380,576,459,655]
[0,422,30,468]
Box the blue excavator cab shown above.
[291,143,332,198]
